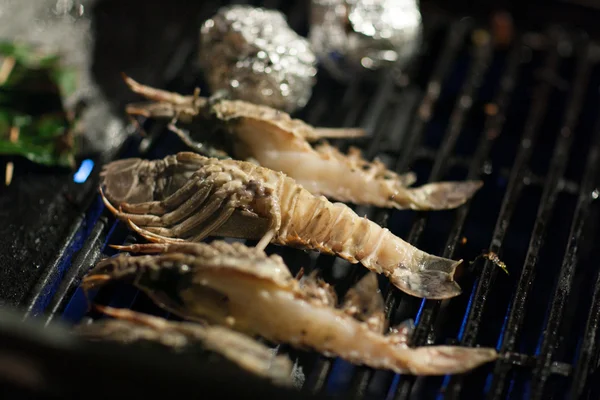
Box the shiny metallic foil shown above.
[200,5,317,113]
[309,0,423,82]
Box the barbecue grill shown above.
[2,0,600,399]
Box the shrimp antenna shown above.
[469,251,509,275]
[81,282,94,313]
[80,274,112,312]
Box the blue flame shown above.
[73,159,94,183]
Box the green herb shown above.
[0,41,79,170]
[0,110,74,167]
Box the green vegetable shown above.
[0,41,79,168]
[0,110,74,167]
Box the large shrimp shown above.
[124,75,483,210]
[74,305,293,385]
[99,152,462,299]
[81,241,497,375]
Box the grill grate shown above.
[11,2,600,399]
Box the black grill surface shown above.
[4,1,600,399]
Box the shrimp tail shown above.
[390,255,463,300]
[404,346,497,375]
[278,179,465,299]
[310,143,481,210]
[403,181,483,210]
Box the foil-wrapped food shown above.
[200,5,317,113]
[309,0,423,81]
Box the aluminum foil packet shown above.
[309,0,423,82]
[200,5,317,113]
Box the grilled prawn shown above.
[124,75,483,210]
[81,241,497,375]
[75,305,293,385]
[100,152,463,299]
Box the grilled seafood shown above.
[124,75,483,210]
[74,305,292,385]
[81,241,497,375]
[100,152,463,299]
[123,74,364,143]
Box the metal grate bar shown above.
[20,216,86,319]
[407,31,494,343]
[444,34,562,397]
[569,122,600,397]
[394,20,471,175]
[423,41,525,399]
[393,29,494,400]
[485,39,593,399]
[43,215,109,326]
[363,75,398,147]
[358,21,469,399]
[528,46,599,399]
[424,36,491,181]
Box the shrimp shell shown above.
[124,75,482,211]
[123,74,364,141]
[100,152,463,299]
[82,242,497,376]
[74,305,293,385]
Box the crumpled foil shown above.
[309,0,423,82]
[0,0,127,156]
[200,5,317,113]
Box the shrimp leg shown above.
[305,127,367,141]
[119,179,202,214]
[128,192,229,239]
[167,122,229,159]
[122,73,194,105]
[111,242,201,254]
